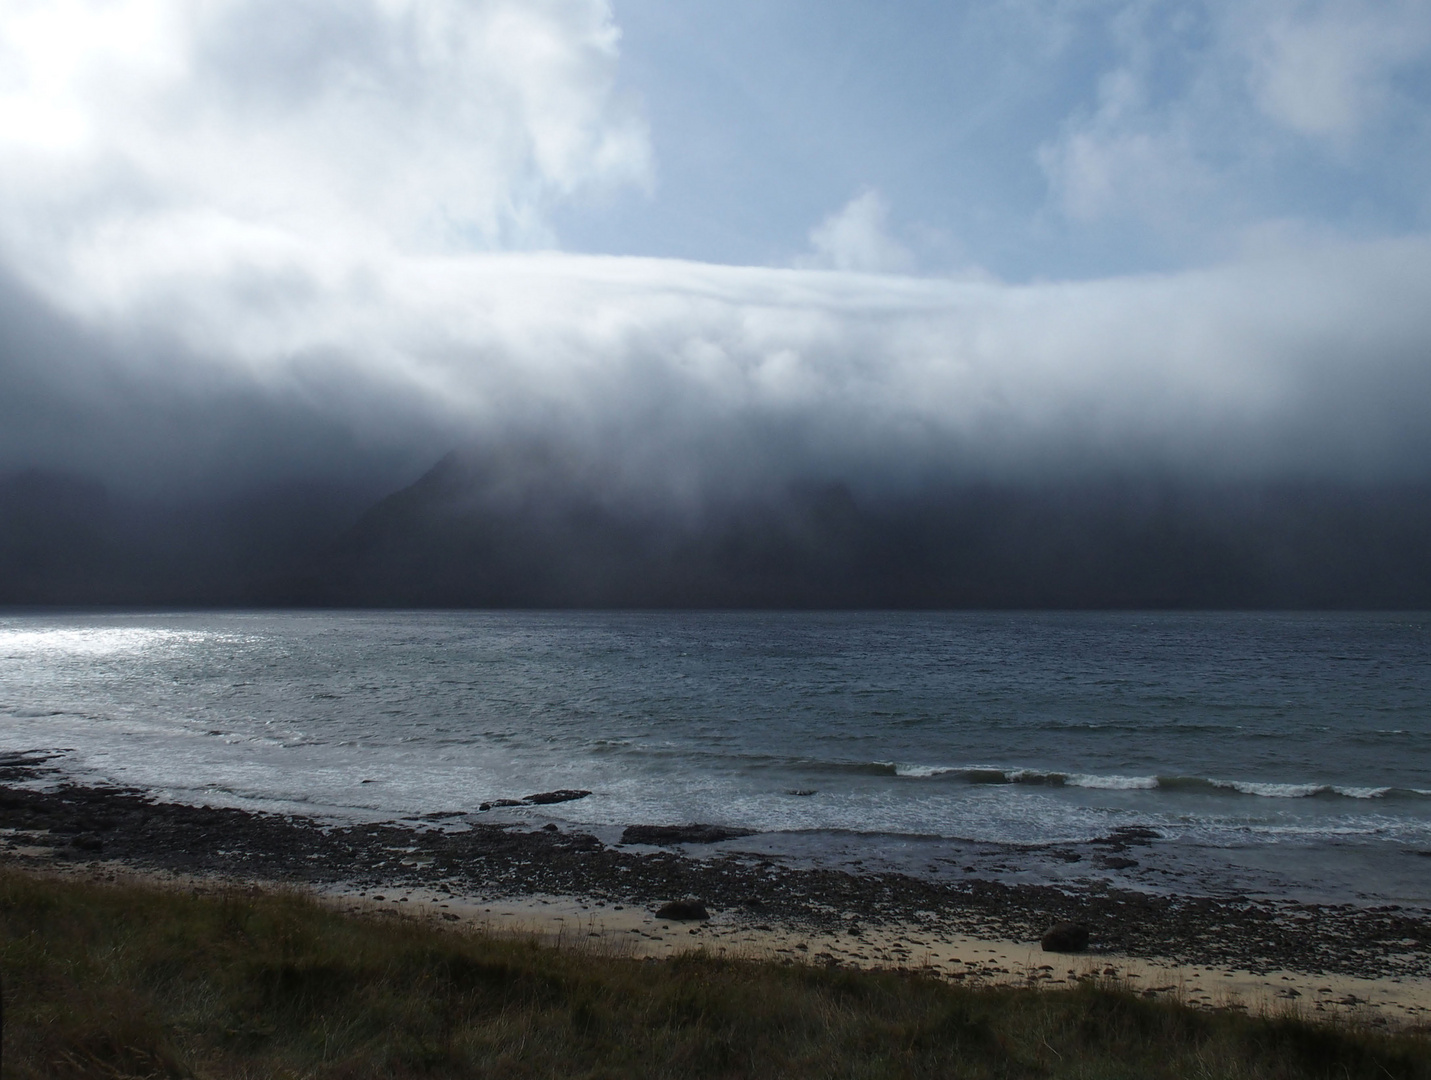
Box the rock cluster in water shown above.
[478,790,591,811]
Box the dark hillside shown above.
[4,452,1431,608]
[308,450,1431,608]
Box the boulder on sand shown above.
[1040,922,1091,953]
[654,899,709,921]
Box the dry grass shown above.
[1,867,1427,1079]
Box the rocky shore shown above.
[2,752,1428,981]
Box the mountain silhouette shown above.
[4,452,1431,608]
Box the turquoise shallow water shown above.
[2,610,1428,903]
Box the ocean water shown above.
[2,610,1429,904]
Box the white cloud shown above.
[1038,67,1213,224]
[798,190,916,274]
[1241,0,1431,140]
[0,0,652,295]
[4,230,1431,496]
[1036,0,1431,233]
[1035,2,1225,231]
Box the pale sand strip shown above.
[321,884,1431,1031]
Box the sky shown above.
[1,0,1430,501]
[572,0,1431,278]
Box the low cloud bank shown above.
[3,238,1431,608]
[2,236,1431,501]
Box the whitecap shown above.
[1214,780,1326,798]
[1005,769,1068,785]
[1330,786,1391,799]
[1064,773,1159,791]
[894,764,964,778]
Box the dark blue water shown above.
[2,611,1428,902]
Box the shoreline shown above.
[3,761,1429,1028]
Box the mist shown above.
[4,241,1431,608]
[5,237,1431,500]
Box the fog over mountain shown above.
[2,0,1430,607]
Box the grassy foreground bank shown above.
[1,869,1427,1079]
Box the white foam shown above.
[1065,773,1159,791]
[1330,786,1391,799]
[894,764,963,778]
[1215,780,1325,798]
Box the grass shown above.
[1,867,1427,1079]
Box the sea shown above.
[2,610,1428,906]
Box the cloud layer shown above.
[5,234,1430,500]
[0,0,1429,505]
[0,0,650,271]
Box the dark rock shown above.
[1041,922,1091,953]
[1110,827,1162,842]
[655,899,709,921]
[522,790,592,805]
[70,834,104,852]
[620,824,757,846]
[1103,857,1138,870]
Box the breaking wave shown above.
[889,764,1426,800]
